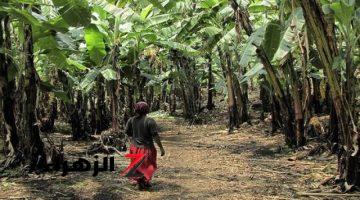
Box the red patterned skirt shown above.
[127,144,157,183]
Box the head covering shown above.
[134,101,149,115]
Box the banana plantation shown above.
[0,0,359,199]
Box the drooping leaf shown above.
[90,0,129,17]
[219,26,236,44]
[0,7,41,26]
[39,81,71,103]
[175,13,207,40]
[84,24,106,65]
[330,0,355,26]
[202,25,235,52]
[240,63,265,84]
[163,0,177,10]
[47,49,69,69]
[101,68,117,80]
[142,32,157,43]
[119,22,133,32]
[54,91,71,103]
[36,36,59,50]
[157,40,199,56]
[146,0,166,12]
[200,26,222,36]
[55,32,76,50]
[263,21,281,61]
[141,4,153,20]
[66,59,87,71]
[200,0,219,9]
[248,1,277,13]
[52,0,91,27]
[79,69,100,90]
[42,17,69,33]
[146,14,173,27]
[93,6,108,20]
[272,8,305,63]
[239,26,266,67]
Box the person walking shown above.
[125,101,165,190]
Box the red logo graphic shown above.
[120,154,145,177]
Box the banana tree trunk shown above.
[169,77,176,115]
[218,47,240,132]
[173,51,198,120]
[259,76,271,120]
[89,96,96,134]
[300,0,359,186]
[231,60,250,124]
[58,70,86,140]
[206,54,215,110]
[271,95,282,133]
[285,56,305,146]
[123,83,134,125]
[95,76,108,133]
[0,14,20,168]
[109,44,124,131]
[311,79,322,114]
[19,14,47,169]
[40,100,57,133]
[231,0,296,146]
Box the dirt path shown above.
[132,114,337,200]
[0,111,344,200]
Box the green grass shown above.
[148,110,177,120]
[54,121,72,134]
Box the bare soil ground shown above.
[0,100,358,199]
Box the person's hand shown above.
[160,147,165,156]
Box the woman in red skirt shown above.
[125,101,165,190]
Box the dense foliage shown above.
[0,0,359,189]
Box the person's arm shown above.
[148,118,165,156]
[154,134,165,156]
[125,118,133,137]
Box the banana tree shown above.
[299,0,360,188]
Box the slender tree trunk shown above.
[169,76,176,115]
[147,85,155,110]
[40,100,57,133]
[123,84,134,124]
[159,81,166,111]
[206,54,215,110]
[234,77,250,124]
[0,14,20,168]
[138,77,146,102]
[344,43,356,122]
[95,76,107,133]
[193,64,201,113]
[58,70,87,139]
[109,44,121,131]
[172,50,197,120]
[70,92,85,140]
[259,76,271,120]
[285,56,305,146]
[123,64,136,124]
[147,62,155,110]
[89,96,96,134]
[218,47,240,132]
[271,95,282,133]
[231,5,250,123]
[231,60,250,124]
[312,79,322,114]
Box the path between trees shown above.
[0,111,350,200]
